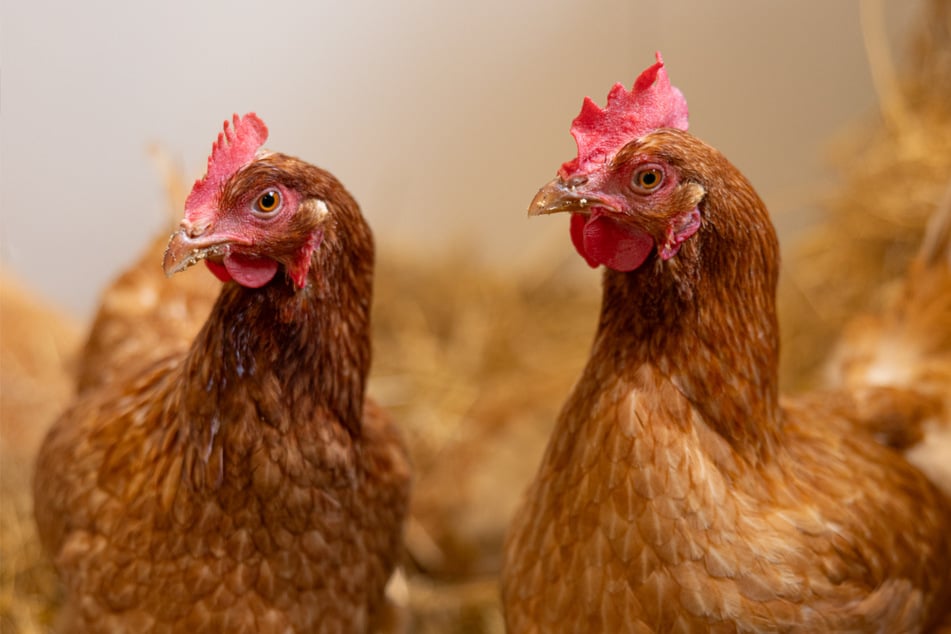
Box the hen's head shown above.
[531,53,706,272]
[165,113,357,289]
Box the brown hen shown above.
[34,114,411,633]
[502,54,951,632]
[75,148,219,395]
[75,230,218,394]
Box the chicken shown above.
[825,181,951,496]
[33,113,411,633]
[501,54,951,632]
[76,231,218,394]
[0,271,80,632]
[76,148,218,394]
[1,271,81,459]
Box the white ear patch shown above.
[301,198,330,222]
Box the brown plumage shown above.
[502,118,951,630]
[76,147,219,395]
[34,115,410,632]
[76,231,218,394]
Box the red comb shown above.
[184,113,269,225]
[559,52,688,179]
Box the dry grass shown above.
[779,0,951,390]
[0,273,79,634]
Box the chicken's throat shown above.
[204,255,279,288]
[599,259,782,457]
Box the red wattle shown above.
[569,212,654,272]
[223,253,279,288]
[205,260,232,282]
[570,213,601,268]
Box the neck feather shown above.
[180,202,374,452]
[596,165,781,458]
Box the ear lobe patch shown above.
[659,207,701,260]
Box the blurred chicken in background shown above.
[33,114,411,632]
[826,183,951,496]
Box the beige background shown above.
[1,1,921,316]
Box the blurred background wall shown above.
[1,0,923,317]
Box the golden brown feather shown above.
[76,232,218,394]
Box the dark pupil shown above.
[641,171,657,186]
[261,192,276,209]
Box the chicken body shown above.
[76,231,217,394]
[502,125,951,631]
[34,116,410,632]
[76,148,219,395]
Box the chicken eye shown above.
[254,190,281,214]
[631,167,664,193]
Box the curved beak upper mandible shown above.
[528,177,605,217]
[162,226,231,277]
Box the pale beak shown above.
[528,177,608,217]
[162,228,232,277]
